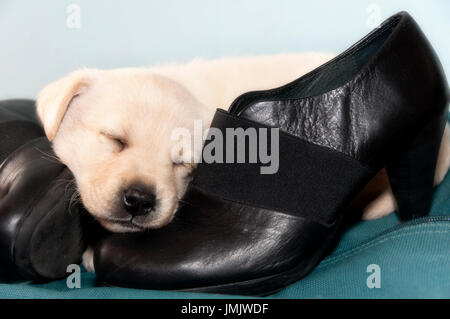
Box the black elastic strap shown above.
[192,110,373,225]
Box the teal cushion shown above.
[1,120,449,299]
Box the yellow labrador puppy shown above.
[36,53,450,269]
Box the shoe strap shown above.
[191,110,373,225]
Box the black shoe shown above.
[94,12,449,295]
[0,100,87,282]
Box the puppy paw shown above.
[361,189,396,220]
[434,123,450,185]
[82,247,95,272]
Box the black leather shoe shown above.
[0,138,87,281]
[94,12,449,295]
[0,100,87,282]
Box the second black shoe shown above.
[0,100,87,281]
[94,12,449,295]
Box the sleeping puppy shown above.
[36,53,450,270]
[37,68,207,233]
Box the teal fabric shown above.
[1,121,449,299]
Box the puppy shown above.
[36,53,450,270]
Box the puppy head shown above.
[37,68,209,232]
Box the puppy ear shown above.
[37,69,99,141]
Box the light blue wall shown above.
[0,0,448,99]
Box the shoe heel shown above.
[386,110,448,222]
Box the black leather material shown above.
[0,100,86,281]
[192,110,372,225]
[232,13,448,170]
[95,185,338,294]
[0,99,41,124]
[0,100,44,164]
[94,12,449,295]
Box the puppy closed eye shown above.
[173,161,190,168]
[171,153,192,169]
[172,157,194,176]
[172,153,191,167]
[99,131,127,151]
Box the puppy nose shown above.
[123,187,156,217]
